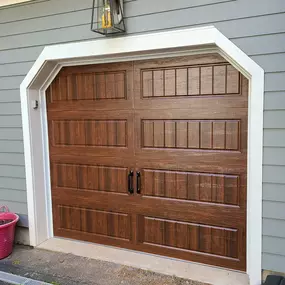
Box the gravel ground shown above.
[0,245,211,285]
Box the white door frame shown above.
[20,26,264,285]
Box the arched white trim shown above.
[20,26,264,285]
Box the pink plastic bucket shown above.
[0,206,19,259]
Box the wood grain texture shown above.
[141,216,238,258]
[141,63,240,98]
[49,71,126,102]
[142,119,240,150]
[58,205,131,240]
[142,169,239,205]
[52,120,127,147]
[47,54,248,271]
[133,54,247,271]
[48,62,136,253]
[47,62,133,112]
[53,163,128,194]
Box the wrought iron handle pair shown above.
[128,171,141,194]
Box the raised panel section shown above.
[54,164,128,194]
[59,206,131,240]
[141,64,240,98]
[200,66,213,94]
[140,216,238,259]
[142,120,240,150]
[52,119,127,147]
[142,169,239,205]
[49,71,126,102]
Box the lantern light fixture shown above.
[91,0,126,35]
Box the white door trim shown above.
[20,26,264,285]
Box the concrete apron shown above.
[0,245,208,285]
[38,238,248,285]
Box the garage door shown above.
[47,54,248,271]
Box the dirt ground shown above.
[0,245,211,285]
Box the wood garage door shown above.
[47,54,248,271]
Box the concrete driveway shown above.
[0,246,209,285]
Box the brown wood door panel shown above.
[50,154,134,166]
[54,227,134,248]
[50,163,130,195]
[132,56,247,271]
[133,96,247,111]
[135,117,247,151]
[47,62,134,111]
[136,225,245,271]
[134,105,247,118]
[47,62,137,251]
[52,189,245,229]
[134,154,246,173]
[133,53,228,108]
[134,115,247,174]
[52,202,133,244]
[140,169,247,207]
[52,196,245,270]
[47,56,248,271]
[48,110,134,159]
[134,54,247,111]
[47,109,134,120]
[54,218,245,271]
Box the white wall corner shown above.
[214,31,264,285]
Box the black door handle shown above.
[128,170,134,194]
[136,171,141,194]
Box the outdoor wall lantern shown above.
[91,0,126,35]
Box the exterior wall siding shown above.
[0,0,284,272]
